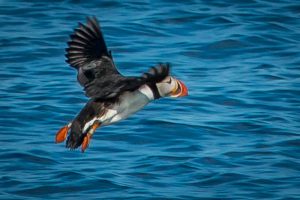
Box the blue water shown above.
[1,0,300,199]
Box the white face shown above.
[156,76,188,98]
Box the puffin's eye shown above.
[164,77,172,84]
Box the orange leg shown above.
[55,122,72,143]
[81,121,100,152]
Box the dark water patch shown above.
[274,139,300,148]
[14,185,84,197]
[1,152,57,165]
[272,160,300,171]
[192,172,250,186]
[284,4,300,13]
[0,176,23,188]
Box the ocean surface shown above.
[0,0,300,199]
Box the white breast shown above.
[91,85,154,128]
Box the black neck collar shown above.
[147,83,160,99]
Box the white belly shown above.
[82,85,154,133]
[104,91,150,125]
[100,85,154,125]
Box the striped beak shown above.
[170,79,188,97]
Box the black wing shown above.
[66,17,170,100]
[66,17,120,86]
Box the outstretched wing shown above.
[66,17,121,86]
[66,17,170,100]
[85,63,170,99]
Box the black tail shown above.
[66,100,102,149]
[65,16,109,69]
[66,120,85,149]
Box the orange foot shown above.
[81,134,91,153]
[55,124,70,143]
[81,122,100,152]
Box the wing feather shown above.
[65,17,170,100]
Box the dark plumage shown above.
[64,17,170,149]
[65,16,170,101]
[66,100,106,149]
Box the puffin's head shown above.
[156,76,188,98]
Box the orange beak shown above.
[170,79,188,97]
[178,80,188,97]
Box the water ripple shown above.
[1,0,299,199]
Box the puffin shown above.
[55,17,188,152]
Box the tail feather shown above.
[65,100,105,150]
[66,120,85,149]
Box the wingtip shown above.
[66,16,107,69]
[86,16,98,26]
[143,63,171,83]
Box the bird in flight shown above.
[55,17,188,152]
